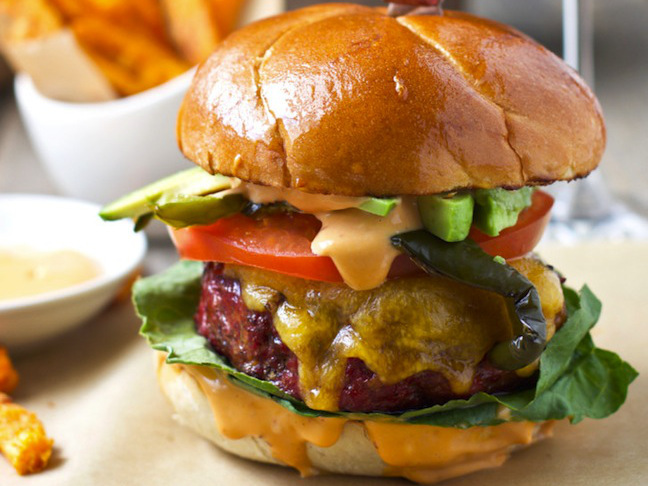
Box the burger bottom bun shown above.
[157,359,554,483]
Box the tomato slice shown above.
[468,190,554,260]
[172,190,554,282]
[172,212,342,282]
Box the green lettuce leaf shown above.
[134,260,637,427]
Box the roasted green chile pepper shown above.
[391,230,546,370]
[133,213,154,232]
[242,201,296,219]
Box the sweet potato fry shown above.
[208,0,246,40]
[39,0,82,20]
[0,0,62,43]
[160,0,220,65]
[127,0,169,44]
[0,347,19,394]
[161,0,246,65]
[2,0,243,96]
[48,0,169,45]
[71,16,189,96]
[0,393,53,475]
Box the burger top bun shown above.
[178,3,605,197]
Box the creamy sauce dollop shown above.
[311,198,421,290]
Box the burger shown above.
[101,3,637,483]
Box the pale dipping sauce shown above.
[0,247,100,301]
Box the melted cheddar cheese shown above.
[223,256,564,412]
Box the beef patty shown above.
[195,261,565,413]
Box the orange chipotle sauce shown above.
[175,362,553,483]
[181,364,347,477]
[229,181,423,291]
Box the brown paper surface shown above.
[2,241,647,485]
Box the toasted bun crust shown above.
[178,3,605,196]
[157,359,553,483]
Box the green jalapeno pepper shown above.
[391,230,546,370]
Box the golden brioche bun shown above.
[178,3,605,196]
[157,358,554,483]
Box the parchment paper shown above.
[3,242,647,485]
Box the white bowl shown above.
[0,194,146,351]
[15,69,194,205]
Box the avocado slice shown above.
[417,193,474,242]
[99,167,232,221]
[473,187,534,236]
[358,197,399,217]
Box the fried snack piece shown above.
[0,347,19,394]
[71,16,189,96]
[160,0,220,65]
[0,0,62,43]
[161,0,245,64]
[47,0,168,45]
[2,0,239,96]
[0,393,54,475]
[209,0,245,40]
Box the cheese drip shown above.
[227,181,421,290]
[226,257,564,412]
[169,362,554,482]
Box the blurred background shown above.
[1,0,646,218]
